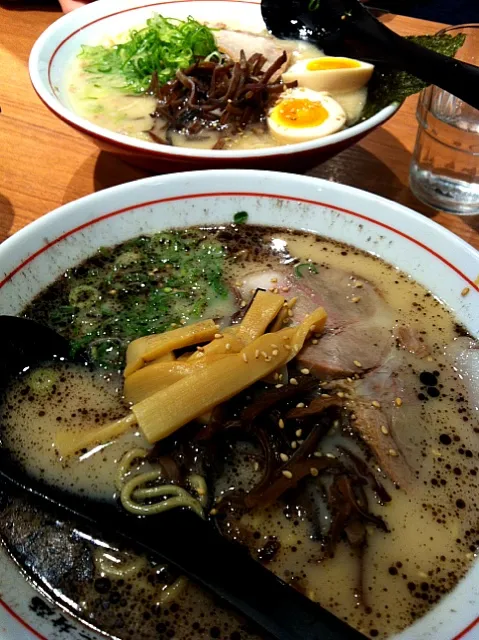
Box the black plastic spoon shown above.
[261,0,479,110]
[0,315,366,640]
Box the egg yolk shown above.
[271,98,329,129]
[306,57,361,71]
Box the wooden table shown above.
[1,4,478,249]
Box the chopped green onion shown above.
[78,14,217,95]
[27,368,59,396]
[294,263,318,278]
[234,211,249,225]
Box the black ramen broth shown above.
[0,224,478,640]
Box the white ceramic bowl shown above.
[28,0,399,174]
[0,170,478,640]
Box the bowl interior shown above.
[0,170,478,640]
[30,0,399,159]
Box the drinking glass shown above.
[409,25,479,215]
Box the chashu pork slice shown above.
[214,30,293,80]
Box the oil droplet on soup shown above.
[0,225,477,640]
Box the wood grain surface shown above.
[0,4,478,248]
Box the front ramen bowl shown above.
[28,0,400,174]
[0,170,478,639]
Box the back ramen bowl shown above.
[28,0,399,174]
[0,170,478,640]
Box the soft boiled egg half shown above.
[282,56,374,94]
[267,87,346,144]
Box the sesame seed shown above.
[261,351,268,359]
[381,425,389,435]
[395,397,403,407]
[282,286,290,293]
[372,400,381,408]
[310,467,319,477]
[326,453,336,459]
[284,344,291,351]
[254,461,260,471]
[353,360,362,368]
[210,508,218,516]
[337,391,345,398]
[295,429,302,438]
[276,383,284,389]
[278,418,285,429]
[291,441,297,449]
[271,344,279,349]
[352,296,361,303]
[301,368,310,375]
[388,448,398,457]
[240,300,247,308]
[287,309,294,317]
[197,346,204,351]
[321,393,330,398]
[312,339,319,345]
[109,289,117,295]
[225,343,232,351]
[296,402,305,408]
[290,378,298,385]
[279,373,283,380]
[282,470,293,479]
[351,413,357,420]
[242,353,248,363]
[461,287,470,297]
[214,333,223,339]
[255,349,260,359]
[313,451,323,458]
[280,453,289,462]
[272,349,279,356]
[355,282,363,288]
[235,281,242,287]
[282,335,289,340]
[271,277,278,283]
[274,372,280,380]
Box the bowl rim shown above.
[1,172,479,294]
[0,170,477,640]
[28,0,400,160]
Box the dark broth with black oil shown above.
[0,225,478,640]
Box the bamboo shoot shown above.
[133,307,327,444]
[124,319,218,377]
[55,414,137,458]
